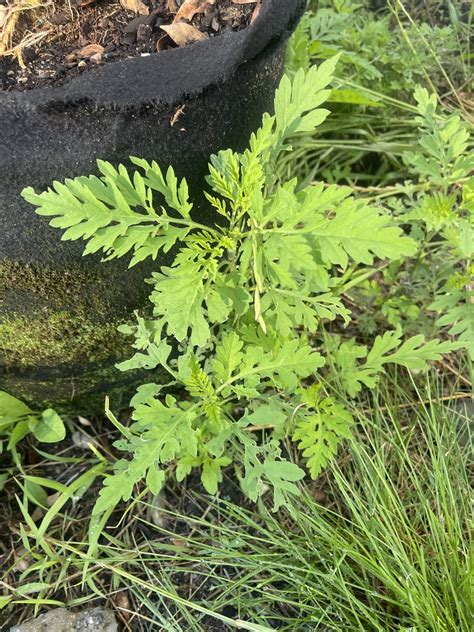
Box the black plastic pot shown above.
[0,0,305,412]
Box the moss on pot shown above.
[0,259,125,316]
[0,259,133,369]
[0,311,129,367]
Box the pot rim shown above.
[0,0,305,109]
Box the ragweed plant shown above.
[401,87,474,362]
[23,60,457,527]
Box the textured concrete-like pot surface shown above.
[0,0,305,411]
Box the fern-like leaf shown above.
[93,395,198,516]
[431,290,474,360]
[22,160,197,266]
[293,388,354,479]
[335,328,461,397]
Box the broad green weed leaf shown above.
[243,404,287,433]
[0,391,33,424]
[31,409,66,443]
[201,456,232,495]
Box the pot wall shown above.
[0,0,305,411]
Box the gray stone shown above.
[10,607,118,632]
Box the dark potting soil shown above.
[0,0,259,92]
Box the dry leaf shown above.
[119,0,149,15]
[161,23,208,47]
[78,43,104,58]
[167,0,179,11]
[156,33,175,52]
[47,492,61,507]
[146,492,168,528]
[174,0,213,22]
[170,538,189,548]
[115,590,130,617]
[232,0,257,3]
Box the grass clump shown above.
[1,374,471,631]
[120,380,473,630]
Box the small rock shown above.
[122,31,136,45]
[13,546,32,573]
[124,14,152,33]
[75,608,118,632]
[10,607,118,632]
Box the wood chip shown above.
[170,104,186,128]
[119,0,149,15]
[78,43,105,58]
[161,23,208,47]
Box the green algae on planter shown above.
[0,312,129,367]
[0,260,135,366]
[0,260,126,316]
[0,259,150,410]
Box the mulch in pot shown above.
[0,0,260,91]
